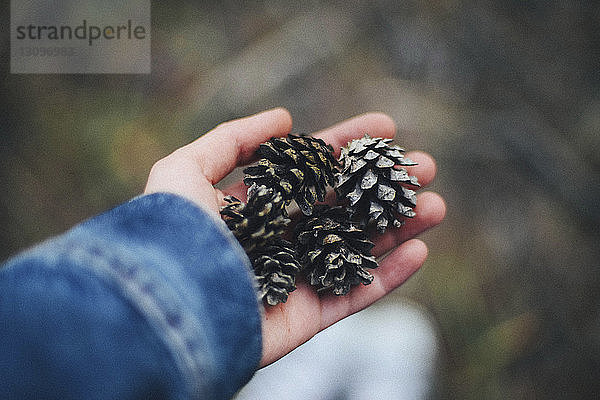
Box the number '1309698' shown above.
[16,46,76,57]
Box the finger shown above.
[222,113,436,206]
[318,239,428,330]
[184,107,292,184]
[372,191,446,257]
[313,112,397,157]
[311,113,435,187]
[404,151,437,188]
[221,181,249,202]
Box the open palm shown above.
[145,108,446,367]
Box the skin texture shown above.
[144,108,447,367]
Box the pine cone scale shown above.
[360,169,378,189]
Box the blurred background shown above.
[1,0,599,398]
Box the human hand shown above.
[144,108,446,367]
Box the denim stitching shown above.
[63,239,209,399]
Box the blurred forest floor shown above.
[1,1,599,398]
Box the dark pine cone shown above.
[295,206,378,296]
[336,134,420,233]
[243,134,338,216]
[252,238,301,306]
[220,184,300,305]
[220,184,289,253]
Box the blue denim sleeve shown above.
[0,193,263,400]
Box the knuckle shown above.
[147,160,164,179]
[149,154,172,176]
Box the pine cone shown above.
[295,206,378,296]
[252,238,301,306]
[220,184,289,253]
[336,134,420,233]
[243,134,338,215]
[220,184,300,305]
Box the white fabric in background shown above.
[235,300,439,400]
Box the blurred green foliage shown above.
[1,1,599,398]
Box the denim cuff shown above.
[0,193,262,400]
